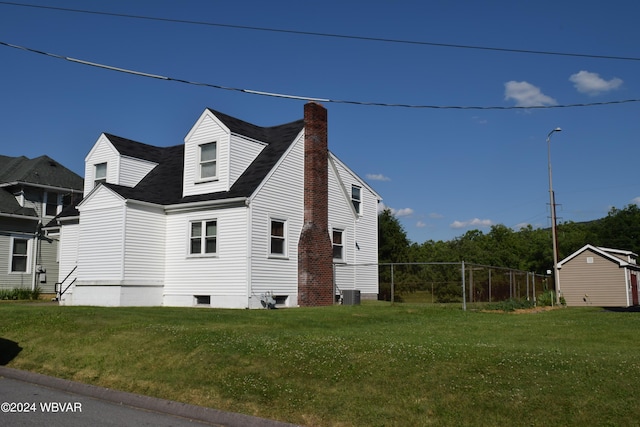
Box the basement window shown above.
[195,295,211,306]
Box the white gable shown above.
[183,110,231,196]
[84,134,118,195]
[83,133,158,195]
[182,109,268,198]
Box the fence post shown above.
[461,261,467,311]
[390,263,395,305]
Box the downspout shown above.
[246,198,252,308]
[31,228,39,292]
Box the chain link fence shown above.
[335,262,553,310]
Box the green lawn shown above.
[1,302,638,426]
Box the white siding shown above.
[57,221,79,305]
[119,156,158,188]
[164,205,249,307]
[229,134,265,186]
[183,113,231,196]
[76,187,126,282]
[329,155,379,297]
[83,135,119,195]
[249,133,305,305]
[123,203,166,282]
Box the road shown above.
[0,366,299,427]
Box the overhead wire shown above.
[2,40,639,110]
[1,1,640,62]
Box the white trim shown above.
[8,235,32,274]
[187,218,218,257]
[268,217,288,259]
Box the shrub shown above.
[0,287,41,301]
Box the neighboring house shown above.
[54,102,381,308]
[558,244,640,307]
[0,155,83,293]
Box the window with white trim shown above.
[332,229,344,261]
[351,185,362,215]
[269,219,286,257]
[94,163,107,187]
[45,191,59,216]
[199,142,217,180]
[190,220,217,255]
[10,237,29,273]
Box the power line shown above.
[2,40,640,110]
[2,1,640,62]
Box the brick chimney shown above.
[298,102,334,306]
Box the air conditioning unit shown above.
[342,290,361,305]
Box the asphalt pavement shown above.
[0,366,301,427]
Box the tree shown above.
[378,209,410,263]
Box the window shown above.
[94,163,107,187]
[11,238,29,272]
[332,229,344,261]
[199,142,217,180]
[195,295,211,305]
[351,185,362,215]
[45,192,59,216]
[270,219,286,256]
[190,220,217,255]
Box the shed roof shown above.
[558,244,640,270]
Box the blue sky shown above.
[1,1,639,243]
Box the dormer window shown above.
[351,185,362,215]
[94,163,107,187]
[199,142,217,180]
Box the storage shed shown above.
[558,244,640,307]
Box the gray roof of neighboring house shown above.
[0,155,84,218]
[100,110,305,206]
[0,155,83,190]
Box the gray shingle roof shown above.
[0,154,83,218]
[101,110,305,206]
[0,155,83,190]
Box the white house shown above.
[54,103,380,308]
[0,155,83,294]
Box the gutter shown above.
[0,181,82,194]
[164,197,248,213]
[0,212,39,221]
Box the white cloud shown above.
[416,221,426,228]
[514,222,530,231]
[377,203,413,217]
[504,81,557,107]
[569,70,622,96]
[366,173,391,181]
[429,212,444,219]
[472,116,488,125]
[450,218,493,229]
[632,197,640,206]
[393,207,414,217]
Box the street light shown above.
[547,127,562,304]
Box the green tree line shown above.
[380,203,640,271]
[378,204,640,302]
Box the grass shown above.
[1,302,639,426]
